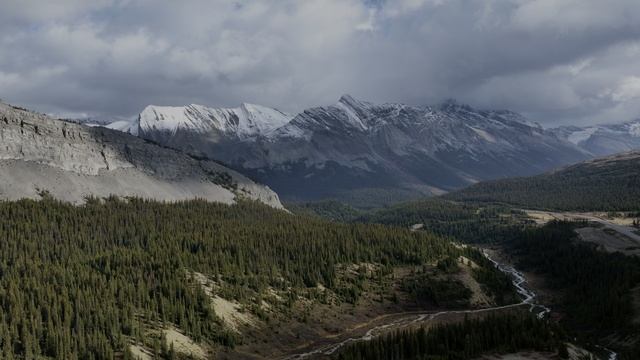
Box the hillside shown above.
[447,151,640,211]
[0,102,282,207]
[0,197,512,359]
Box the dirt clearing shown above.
[163,327,208,359]
[129,344,152,360]
[575,227,640,256]
[212,296,256,332]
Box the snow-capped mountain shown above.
[139,103,293,140]
[551,120,640,157]
[109,95,594,205]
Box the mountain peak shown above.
[338,94,356,103]
[137,102,293,139]
[337,94,373,110]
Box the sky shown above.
[1,0,640,126]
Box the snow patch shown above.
[469,126,497,143]
[104,119,138,136]
[335,100,369,130]
[567,127,598,145]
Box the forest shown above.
[354,204,640,359]
[334,313,566,360]
[2,195,636,359]
[509,221,640,334]
[446,153,640,211]
[504,221,640,359]
[0,196,475,359]
[358,199,527,243]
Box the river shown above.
[284,250,618,360]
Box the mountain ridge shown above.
[0,101,283,207]
[139,102,293,140]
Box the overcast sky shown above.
[1,0,640,125]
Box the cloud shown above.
[610,76,640,102]
[0,0,639,126]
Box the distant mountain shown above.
[103,119,139,135]
[551,120,640,157]
[113,95,592,206]
[139,102,293,141]
[0,102,282,207]
[447,151,640,211]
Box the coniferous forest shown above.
[446,153,640,211]
[359,199,526,243]
[0,197,467,359]
[1,195,638,359]
[335,314,566,360]
[509,222,640,343]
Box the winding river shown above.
[284,250,617,360]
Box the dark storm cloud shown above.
[1,0,640,125]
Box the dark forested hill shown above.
[446,151,640,211]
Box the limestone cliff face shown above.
[0,102,283,208]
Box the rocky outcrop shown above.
[0,102,283,208]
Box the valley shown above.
[0,197,529,360]
[3,3,640,359]
[189,248,524,359]
[281,251,552,360]
[0,101,639,359]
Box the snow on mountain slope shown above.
[104,119,139,135]
[117,95,591,205]
[139,103,293,139]
[552,120,640,156]
[567,127,599,145]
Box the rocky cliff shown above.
[0,102,282,208]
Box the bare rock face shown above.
[0,102,283,208]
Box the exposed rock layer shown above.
[0,102,282,207]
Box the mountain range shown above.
[0,102,282,207]
[102,95,640,206]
